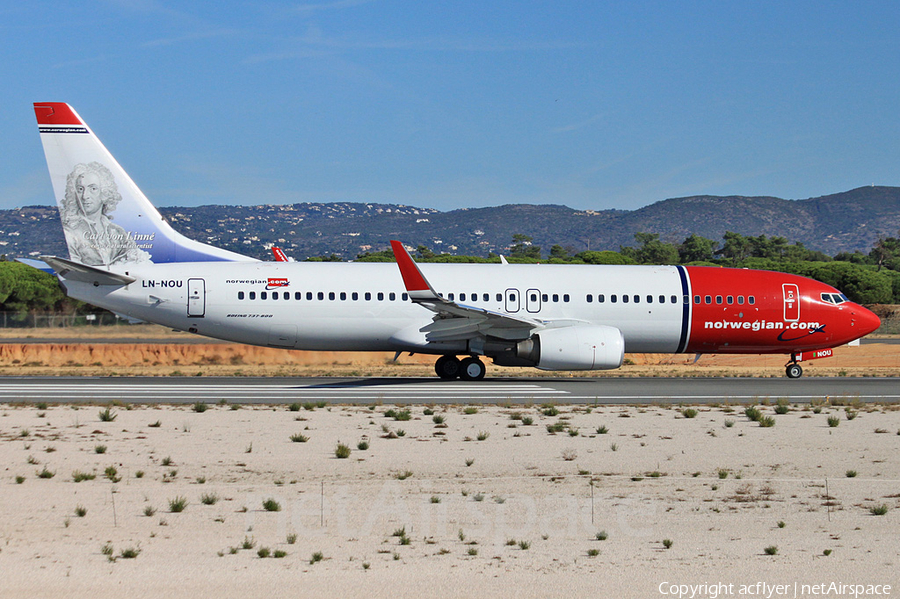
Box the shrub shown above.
[758,416,776,427]
[662,539,674,549]
[774,404,790,415]
[467,547,478,556]
[517,540,531,550]
[764,545,778,555]
[98,407,117,422]
[463,407,478,415]
[262,498,281,512]
[724,419,735,428]
[201,493,219,505]
[432,415,445,425]
[290,433,309,443]
[396,470,413,481]
[37,467,55,479]
[465,458,475,467]
[521,416,534,426]
[744,406,762,422]
[143,505,156,517]
[335,443,351,459]
[273,550,287,558]
[289,403,301,412]
[846,470,857,478]
[541,405,559,417]
[393,409,412,421]
[596,425,608,434]
[94,445,107,454]
[827,416,840,428]
[192,402,208,413]
[286,533,298,544]
[168,496,188,512]
[241,537,255,550]
[870,504,889,516]
[682,408,698,419]
[119,547,140,559]
[845,409,858,421]
[148,420,162,428]
[75,505,87,517]
[476,431,490,441]
[587,548,600,557]
[15,475,25,484]
[72,470,96,482]
[257,547,271,558]
[596,531,608,541]
[310,551,324,564]
[104,466,119,481]
[357,440,369,450]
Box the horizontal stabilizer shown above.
[41,256,136,286]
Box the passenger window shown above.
[659,295,665,304]
[352,292,358,301]
[598,294,605,303]
[552,294,559,302]
[459,293,466,302]
[726,296,733,304]
[248,291,255,300]
[389,292,396,301]
[377,292,384,301]
[683,295,689,304]
[261,291,268,300]
[737,296,744,305]
[306,292,313,300]
[542,294,548,302]
[749,296,756,305]
[564,294,570,303]
[694,295,700,304]
[623,295,629,303]
[705,295,711,304]
[647,295,653,303]
[318,292,324,300]
[671,295,678,304]
[295,292,301,300]
[238,291,245,300]
[272,292,279,300]
[448,293,454,301]
[365,292,371,301]
[402,293,408,301]
[633,295,639,303]
[715,295,722,304]
[338,292,345,301]
[483,293,489,302]
[611,295,617,303]
[532,293,539,302]
[586,294,593,303]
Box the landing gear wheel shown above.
[435,355,461,380]
[459,357,486,381]
[786,363,803,379]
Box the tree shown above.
[678,234,718,263]
[509,234,541,260]
[719,231,752,264]
[625,232,679,265]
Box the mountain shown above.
[1,186,898,261]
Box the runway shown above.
[0,376,898,404]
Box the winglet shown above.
[390,240,441,301]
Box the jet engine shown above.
[514,325,625,371]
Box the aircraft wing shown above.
[41,256,136,286]
[390,241,542,342]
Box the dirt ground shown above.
[0,325,896,378]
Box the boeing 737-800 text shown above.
[31,103,880,380]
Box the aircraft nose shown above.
[854,305,881,337]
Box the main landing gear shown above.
[434,355,486,381]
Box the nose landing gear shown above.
[434,355,486,380]
[785,362,803,379]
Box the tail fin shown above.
[34,103,255,266]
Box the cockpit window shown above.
[821,293,849,305]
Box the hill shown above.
[1,186,898,261]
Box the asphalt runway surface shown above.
[0,376,897,405]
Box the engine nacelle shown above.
[516,325,625,371]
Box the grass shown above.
[335,443,351,459]
[432,414,445,424]
[75,505,87,517]
[521,416,534,426]
[596,530,608,541]
[764,545,779,555]
[289,403,301,411]
[201,493,219,505]
[596,425,608,434]
[517,540,531,550]
[846,470,858,478]
[662,539,674,549]
[870,504,889,516]
[192,402,208,413]
[15,475,25,484]
[241,537,256,550]
[744,406,762,422]
[467,547,478,556]
[681,408,698,418]
[827,416,841,428]
[161,456,173,466]
[396,470,413,480]
[287,533,298,544]
[463,406,478,415]
[310,551,324,564]
[143,506,156,517]
[758,416,776,427]
[587,548,600,557]
[104,466,119,481]
[72,470,96,482]
[37,467,55,479]
[357,440,369,450]
[430,495,441,504]
[262,498,281,512]
[476,430,490,441]
[273,550,287,558]
[290,433,309,443]
[98,407,117,422]
[168,496,188,513]
[94,445,107,454]
[257,547,271,558]
[541,405,559,417]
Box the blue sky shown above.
[2,1,899,212]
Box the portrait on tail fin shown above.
[60,162,150,266]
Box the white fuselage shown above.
[70,261,687,354]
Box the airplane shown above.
[31,102,881,380]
